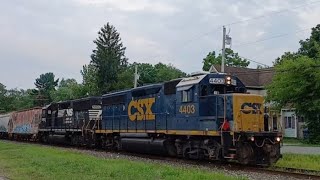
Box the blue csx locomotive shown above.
[95,72,281,165]
[0,72,282,165]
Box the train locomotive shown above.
[0,72,282,165]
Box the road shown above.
[281,145,320,155]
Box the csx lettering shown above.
[128,98,155,121]
[241,103,262,114]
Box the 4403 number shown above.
[179,105,196,114]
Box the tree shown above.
[273,52,300,66]
[33,72,59,105]
[202,48,250,71]
[116,62,186,88]
[81,64,99,96]
[0,83,7,113]
[269,25,320,143]
[90,22,128,94]
[298,24,320,59]
[153,63,186,83]
[267,56,320,143]
[50,78,86,102]
[0,83,34,113]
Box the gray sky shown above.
[1,0,319,89]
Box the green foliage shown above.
[128,62,186,88]
[298,24,320,59]
[90,22,128,94]
[153,63,186,83]
[81,64,99,96]
[0,83,34,113]
[0,83,7,113]
[273,52,300,66]
[270,24,320,143]
[50,78,87,102]
[0,141,243,180]
[267,56,320,143]
[202,48,250,71]
[33,72,59,105]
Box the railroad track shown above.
[117,151,320,180]
[2,139,320,179]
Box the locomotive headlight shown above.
[276,137,281,142]
[226,76,231,85]
[249,136,255,142]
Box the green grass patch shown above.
[283,137,303,144]
[283,137,320,147]
[0,141,245,180]
[274,153,320,171]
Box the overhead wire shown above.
[141,0,320,68]
[232,28,310,48]
[224,0,320,26]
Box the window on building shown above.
[272,116,278,130]
[292,116,295,129]
[182,89,192,102]
[284,116,296,129]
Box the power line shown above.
[142,0,320,68]
[225,0,320,26]
[238,55,270,67]
[232,28,310,48]
[189,0,320,44]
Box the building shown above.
[213,65,305,138]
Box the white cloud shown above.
[74,0,179,14]
[1,0,320,89]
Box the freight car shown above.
[0,113,11,138]
[6,108,42,140]
[94,72,282,165]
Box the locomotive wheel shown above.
[269,143,281,164]
[237,143,254,165]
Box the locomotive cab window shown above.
[177,85,193,102]
[182,90,192,102]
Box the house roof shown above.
[213,65,274,88]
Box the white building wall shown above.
[281,109,298,138]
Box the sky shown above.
[1,0,319,89]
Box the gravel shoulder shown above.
[60,147,304,180]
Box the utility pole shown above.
[221,26,226,73]
[134,64,138,88]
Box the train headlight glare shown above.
[276,137,281,142]
[227,80,231,85]
[226,76,231,80]
[250,136,255,141]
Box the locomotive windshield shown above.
[200,84,237,96]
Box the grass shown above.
[274,153,320,171]
[283,137,320,147]
[0,141,244,180]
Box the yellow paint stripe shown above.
[95,129,219,136]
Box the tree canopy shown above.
[33,72,59,105]
[90,23,128,94]
[268,24,320,143]
[202,48,250,71]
